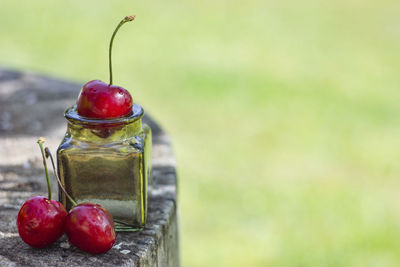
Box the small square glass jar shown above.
[57,104,151,230]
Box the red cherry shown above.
[64,203,116,254]
[76,15,136,119]
[76,80,133,119]
[17,196,67,248]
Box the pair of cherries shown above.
[17,15,138,253]
[17,139,116,254]
[17,197,115,254]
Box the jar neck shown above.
[64,104,145,144]
[67,119,142,143]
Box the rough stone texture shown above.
[0,68,180,267]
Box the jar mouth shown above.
[65,104,144,126]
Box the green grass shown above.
[2,1,400,266]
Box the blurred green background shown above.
[1,1,400,266]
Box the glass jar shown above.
[57,104,151,230]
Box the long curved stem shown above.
[44,147,78,207]
[109,15,136,85]
[37,138,51,200]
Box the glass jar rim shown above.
[64,103,144,126]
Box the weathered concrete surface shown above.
[0,68,179,267]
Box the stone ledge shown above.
[0,68,179,267]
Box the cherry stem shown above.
[44,147,78,207]
[37,138,51,200]
[109,15,136,85]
